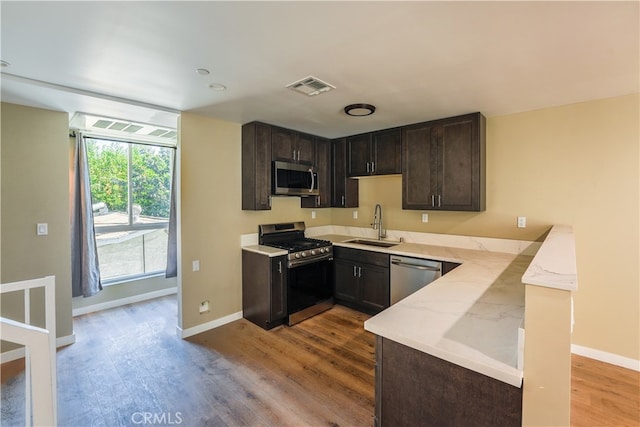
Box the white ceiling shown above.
[1,1,638,138]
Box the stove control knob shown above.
[295,253,301,259]
[301,252,307,258]
[311,250,317,255]
[319,248,324,254]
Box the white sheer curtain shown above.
[165,149,178,278]
[70,132,102,297]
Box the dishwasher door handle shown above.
[391,259,441,271]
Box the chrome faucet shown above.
[372,203,386,240]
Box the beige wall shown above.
[2,93,636,363]
[1,103,73,349]
[179,113,332,330]
[181,94,638,361]
[332,94,639,360]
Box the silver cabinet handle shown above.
[268,195,272,208]
[366,162,370,173]
[278,261,282,273]
[341,195,345,206]
[358,266,362,277]
[371,162,375,173]
[353,265,358,277]
[431,195,435,207]
[391,259,441,271]
[309,168,315,193]
[317,195,320,206]
[293,149,296,161]
[438,195,442,207]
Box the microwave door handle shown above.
[309,168,315,193]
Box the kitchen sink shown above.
[345,239,399,248]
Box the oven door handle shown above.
[288,254,333,268]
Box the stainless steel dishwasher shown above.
[390,256,442,304]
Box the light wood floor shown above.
[2,295,639,426]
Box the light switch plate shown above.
[353,210,358,219]
[421,213,429,223]
[192,260,200,272]
[311,210,316,219]
[37,223,48,236]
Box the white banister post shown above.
[43,276,57,424]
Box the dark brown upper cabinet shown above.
[402,113,486,211]
[347,128,402,177]
[242,122,272,210]
[332,138,359,208]
[301,137,332,208]
[271,126,315,164]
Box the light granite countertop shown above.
[322,235,531,388]
[242,230,534,387]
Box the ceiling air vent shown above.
[286,76,335,96]
[69,112,178,145]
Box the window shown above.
[85,137,174,283]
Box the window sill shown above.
[102,271,167,287]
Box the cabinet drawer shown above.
[334,246,390,268]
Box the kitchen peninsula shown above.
[327,234,531,426]
[242,224,577,426]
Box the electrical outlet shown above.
[517,217,527,228]
[421,213,429,223]
[353,210,358,219]
[311,210,316,219]
[199,300,209,313]
[192,260,200,271]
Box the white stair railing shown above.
[1,276,57,426]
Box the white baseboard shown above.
[1,333,77,364]
[572,344,640,372]
[177,311,243,339]
[72,287,177,317]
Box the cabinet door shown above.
[334,259,359,303]
[347,133,372,177]
[271,126,295,162]
[332,138,359,207]
[402,123,438,210]
[302,137,331,208]
[372,128,402,175]
[242,122,272,211]
[296,132,316,164]
[270,257,287,323]
[437,115,484,211]
[359,264,390,313]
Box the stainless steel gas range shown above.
[259,222,333,325]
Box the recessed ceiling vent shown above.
[286,76,335,96]
[69,113,177,145]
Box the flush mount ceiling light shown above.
[195,68,210,75]
[0,60,10,67]
[344,103,376,117]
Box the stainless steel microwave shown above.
[272,161,319,196]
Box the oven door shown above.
[287,258,333,325]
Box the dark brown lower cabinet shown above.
[242,250,287,330]
[375,337,522,427]
[334,247,389,315]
